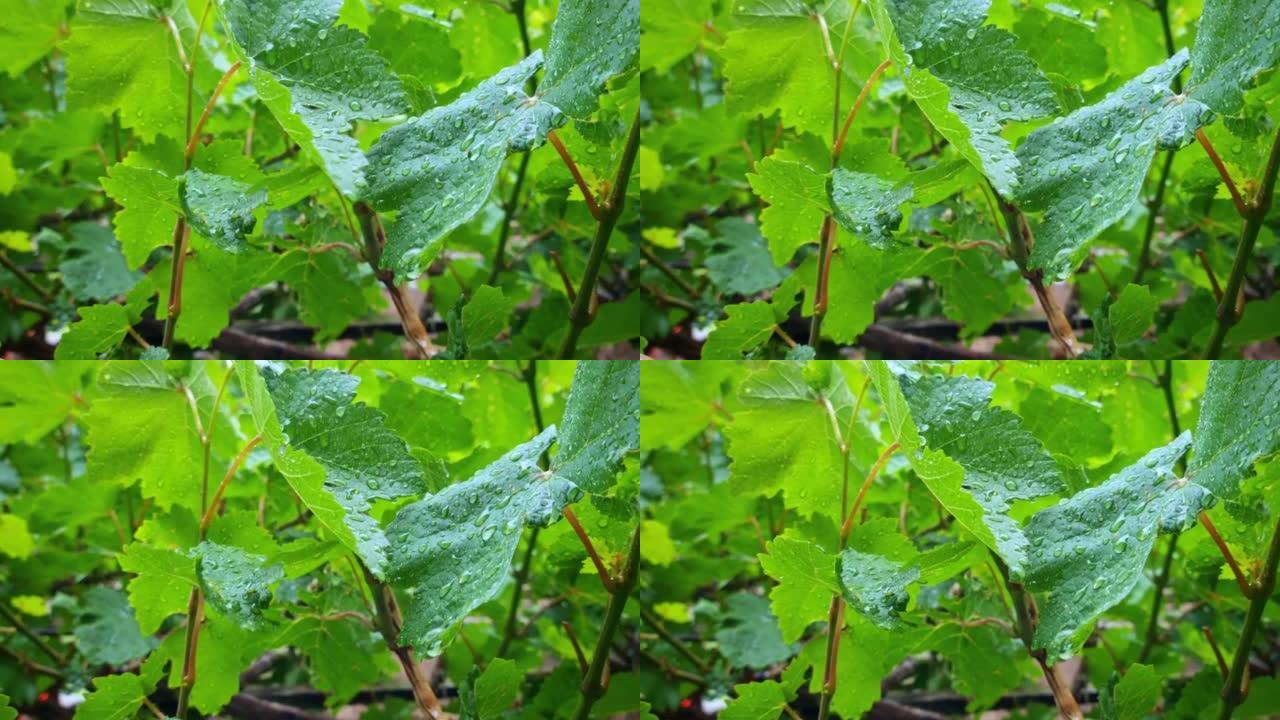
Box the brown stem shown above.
[1204,626,1229,679]
[184,62,241,162]
[563,505,615,592]
[0,251,55,302]
[362,565,441,718]
[1197,249,1225,301]
[832,59,892,165]
[199,436,263,533]
[1199,512,1251,596]
[808,216,838,346]
[548,130,601,220]
[1216,516,1280,720]
[1196,129,1248,217]
[840,442,900,543]
[563,622,589,673]
[996,559,1083,720]
[353,202,435,358]
[638,604,711,673]
[0,603,66,666]
[161,219,189,350]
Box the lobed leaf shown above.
[826,169,912,249]
[180,169,267,253]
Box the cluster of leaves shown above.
[639,0,1280,360]
[637,360,1280,718]
[0,0,640,360]
[0,359,642,719]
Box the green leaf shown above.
[1184,0,1280,118]
[61,222,141,301]
[758,532,840,643]
[721,680,791,720]
[540,0,639,118]
[118,541,198,634]
[723,0,851,138]
[1109,284,1156,345]
[275,616,393,706]
[55,304,131,359]
[0,513,33,559]
[74,672,151,720]
[640,0,714,74]
[220,0,408,198]
[83,361,206,511]
[921,623,1029,710]
[386,427,580,655]
[461,285,514,350]
[73,586,152,666]
[0,692,14,720]
[702,301,778,359]
[195,541,283,630]
[747,157,828,266]
[887,366,1064,575]
[137,234,269,347]
[270,250,368,342]
[837,548,918,629]
[827,169,911,249]
[180,169,267,253]
[100,163,181,269]
[867,0,1057,196]
[259,367,426,578]
[473,657,522,719]
[1016,51,1204,279]
[704,218,785,297]
[725,362,851,519]
[1188,361,1280,505]
[1103,664,1161,720]
[715,592,793,669]
[1023,434,1191,660]
[552,360,640,494]
[364,53,559,280]
[64,0,189,141]
[0,0,67,77]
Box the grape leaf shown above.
[364,53,560,280]
[100,164,182,269]
[461,285,515,350]
[758,533,840,643]
[837,548,918,629]
[83,361,206,511]
[195,541,283,630]
[1184,0,1280,118]
[640,0,714,74]
[276,616,392,706]
[118,541,198,634]
[0,514,32,559]
[867,0,1057,196]
[747,157,828,266]
[1102,664,1161,720]
[54,304,131,360]
[923,622,1030,711]
[724,362,851,519]
[0,693,13,720]
[702,301,779,359]
[64,0,189,141]
[1016,51,1205,279]
[721,680,791,720]
[180,169,267,253]
[723,0,851,139]
[73,586,152,666]
[60,223,141,301]
[715,592,793,670]
[540,0,639,119]
[1187,361,1280,503]
[1023,434,1191,661]
[1109,284,1156,345]
[74,672,151,720]
[259,367,426,578]
[0,0,67,77]
[219,0,408,198]
[867,362,1064,575]
[471,657,522,719]
[386,427,580,655]
[704,218,786,296]
[270,250,368,343]
[552,360,639,494]
[827,169,912,249]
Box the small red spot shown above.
[680,698,693,709]
[38,692,49,702]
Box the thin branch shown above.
[840,442,900,543]
[570,527,640,720]
[199,435,263,533]
[548,130,601,220]
[563,505,615,592]
[0,251,55,302]
[1216,515,1280,720]
[563,622,589,674]
[1203,626,1229,679]
[638,604,711,673]
[640,244,698,298]
[184,62,241,161]
[1195,129,1248,217]
[1199,512,1251,596]
[0,603,66,666]
[1197,249,1225,301]
[832,59,892,164]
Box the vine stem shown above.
[549,131,602,220]
[570,526,640,720]
[638,604,712,673]
[564,505,616,592]
[996,197,1079,356]
[0,603,66,666]
[354,203,436,358]
[361,565,442,719]
[1203,123,1280,358]
[556,110,641,358]
[1137,360,1183,664]
[496,361,547,658]
[1216,515,1280,720]
[994,558,1083,720]
[199,435,262,532]
[0,251,55,302]
[810,57,892,349]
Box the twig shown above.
[1199,512,1251,596]
[1195,129,1248,217]
[548,131,601,220]
[570,527,640,720]
[563,506,615,592]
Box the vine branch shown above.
[570,526,640,720]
